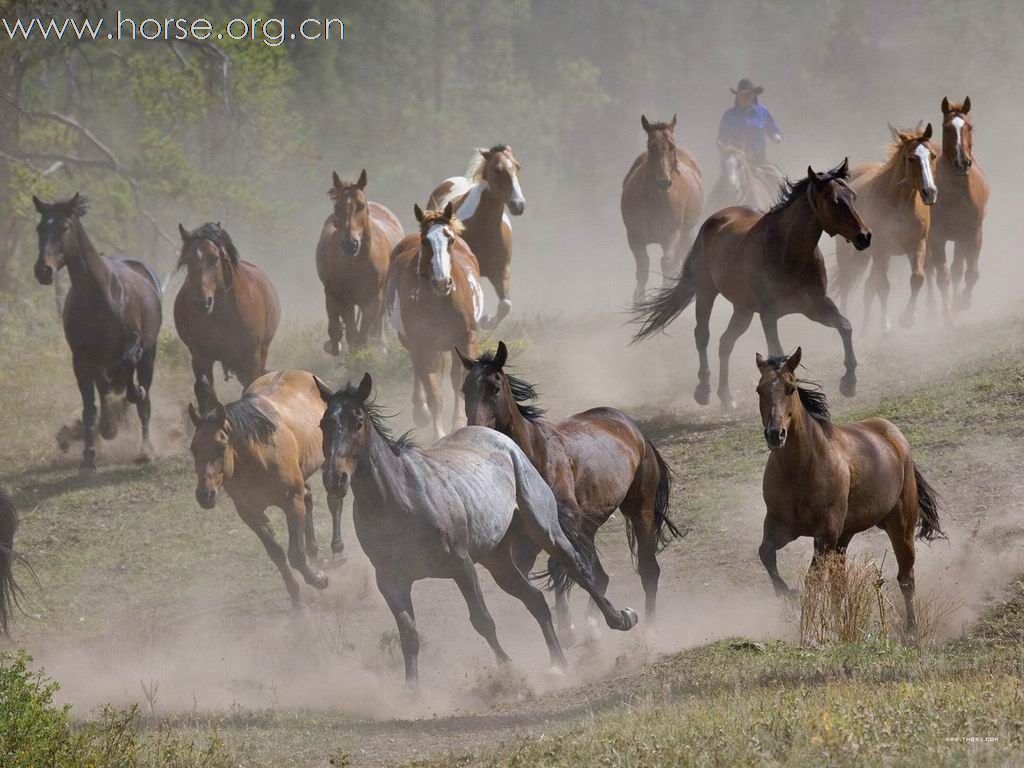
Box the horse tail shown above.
[631,232,702,342]
[914,465,946,542]
[0,488,32,637]
[542,503,596,594]
[623,440,683,566]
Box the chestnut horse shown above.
[706,143,776,214]
[188,371,344,605]
[386,203,483,442]
[634,161,871,409]
[928,97,989,319]
[32,195,162,472]
[834,124,938,331]
[459,342,679,635]
[621,115,703,303]
[317,170,404,354]
[175,223,280,412]
[755,348,944,634]
[427,145,524,328]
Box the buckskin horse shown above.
[621,115,703,303]
[459,342,679,636]
[386,203,483,442]
[33,194,162,472]
[633,161,871,410]
[427,145,524,328]
[928,98,989,319]
[317,170,404,354]
[754,348,944,634]
[175,223,280,411]
[834,124,938,332]
[317,373,637,688]
[188,371,345,605]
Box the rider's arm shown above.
[764,107,782,143]
[718,109,738,145]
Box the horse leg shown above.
[451,551,511,665]
[758,516,797,597]
[868,255,892,333]
[339,300,359,352]
[323,293,343,356]
[929,233,954,326]
[192,359,216,412]
[805,297,857,397]
[899,240,928,328]
[956,235,982,311]
[582,544,611,637]
[361,293,384,349]
[96,370,118,442]
[484,266,513,329]
[881,507,918,637]
[237,504,301,607]
[660,231,684,287]
[693,289,716,406]
[327,492,346,559]
[629,233,650,305]
[72,355,99,473]
[419,355,446,442]
[134,347,156,462]
[760,315,784,357]
[376,573,420,688]
[950,240,966,307]
[449,345,471,433]
[283,491,328,590]
[303,484,318,560]
[483,538,568,673]
[717,307,754,412]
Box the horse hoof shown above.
[311,572,329,590]
[618,608,639,631]
[79,462,97,476]
[839,375,857,398]
[719,398,737,414]
[546,664,567,678]
[694,383,711,406]
[331,540,346,556]
[480,314,498,330]
[323,340,340,357]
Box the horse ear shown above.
[888,122,900,141]
[356,372,373,402]
[357,169,367,189]
[962,96,971,114]
[413,204,425,224]
[443,201,455,221]
[923,122,933,141]
[784,347,802,374]
[478,147,491,159]
[669,113,677,131]
[839,157,850,177]
[806,165,816,180]
[178,223,189,242]
[214,402,227,426]
[332,171,342,189]
[493,341,509,369]
[640,114,651,133]
[314,377,334,403]
[455,346,475,371]
[756,353,768,369]
[188,403,201,426]
[32,195,46,214]
[941,96,950,114]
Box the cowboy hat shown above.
[730,78,764,95]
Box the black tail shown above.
[0,488,31,637]
[624,440,683,564]
[829,246,871,302]
[914,465,945,542]
[541,503,596,595]
[631,235,701,342]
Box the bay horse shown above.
[385,203,483,442]
[621,115,703,303]
[834,124,938,332]
[317,170,404,354]
[426,145,524,328]
[188,370,345,605]
[33,194,162,472]
[928,97,989,319]
[175,223,280,412]
[755,348,944,634]
[0,487,33,637]
[633,161,871,410]
[705,143,776,214]
[458,341,679,636]
[316,373,638,688]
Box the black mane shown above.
[221,397,278,444]
[331,384,416,455]
[177,223,240,269]
[768,160,850,215]
[762,355,831,424]
[476,351,546,421]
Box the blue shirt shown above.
[718,103,781,158]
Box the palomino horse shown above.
[834,124,938,331]
[317,374,638,687]
[386,203,483,442]
[928,98,989,319]
[634,161,871,409]
[317,170,404,354]
[0,487,32,637]
[427,145,524,328]
[621,115,703,303]
[33,195,162,472]
[705,142,777,214]
[175,223,280,411]
[188,371,345,605]
[755,348,944,634]
[459,342,679,635]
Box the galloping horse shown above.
[317,170,404,354]
[705,143,776,214]
[459,342,679,635]
[755,348,943,634]
[427,145,524,328]
[175,223,280,411]
[0,488,32,637]
[317,374,637,688]
[188,371,344,605]
[928,98,989,318]
[33,195,162,472]
[386,203,483,441]
[834,124,938,331]
[621,115,703,303]
[634,161,871,409]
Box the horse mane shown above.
[177,223,240,269]
[761,355,831,425]
[465,144,511,181]
[222,396,278,444]
[328,178,361,200]
[944,101,968,116]
[477,350,547,421]
[333,383,416,455]
[418,209,465,237]
[883,127,931,166]
[768,160,850,214]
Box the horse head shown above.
[177,223,239,314]
[330,169,370,256]
[889,122,938,205]
[477,145,525,216]
[941,96,974,176]
[316,372,374,498]
[804,159,871,250]
[641,114,679,191]
[32,193,86,285]
[413,202,463,297]
[755,348,804,450]
[457,340,518,430]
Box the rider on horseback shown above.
[718,79,784,190]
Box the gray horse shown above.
[317,373,638,688]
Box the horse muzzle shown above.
[194,296,215,314]
[433,278,455,296]
[507,199,525,216]
[954,159,972,176]
[656,177,672,191]
[196,488,218,509]
[342,237,361,256]
[853,231,872,251]
[323,470,349,498]
[35,263,54,285]
[764,428,787,450]
[921,188,938,206]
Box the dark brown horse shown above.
[0,488,32,637]
[386,203,483,442]
[634,161,871,409]
[33,195,162,472]
[175,223,280,412]
[755,348,944,634]
[188,370,344,605]
[834,124,938,331]
[427,145,524,328]
[317,170,404,354]
[621,115,704,303]
[459,342,679,636]
[928,98,989,319]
